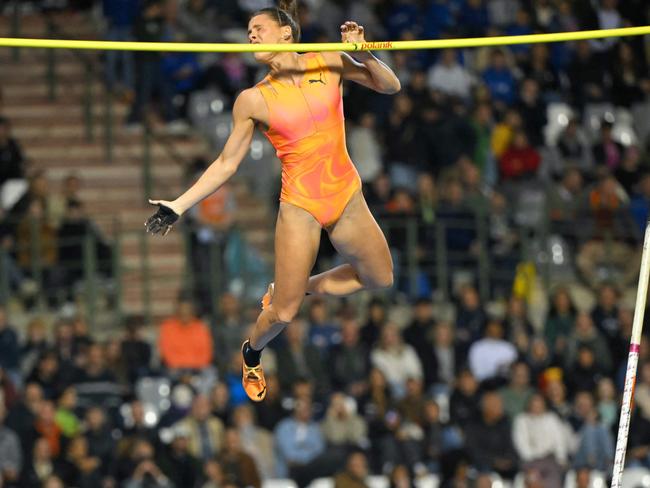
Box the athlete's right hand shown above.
[145,199,181,236]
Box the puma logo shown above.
[308,72,326,85]
[257,386,267,398]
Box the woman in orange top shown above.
[146,0,400,401]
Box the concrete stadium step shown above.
[2,103,129,120]
[2,82,104,98]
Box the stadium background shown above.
[1,0,650,487]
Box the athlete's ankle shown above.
[242,340,263,367]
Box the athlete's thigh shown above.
[327,191,393,283]
[273,202,322,309]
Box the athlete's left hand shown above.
[341,21,372,61]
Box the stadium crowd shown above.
[1,0,650,487]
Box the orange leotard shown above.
[256,52,362,227]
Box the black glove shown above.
[145,203,179,236]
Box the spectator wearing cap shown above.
[173,394,224,462]
[466,391,518,480]
[159,296,213,372]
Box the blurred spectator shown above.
[20,437,53,487]
[7,382,42,459]
[520,44,560,97]
[348,113,382,183]
[556,119,594,173]
[358,368,395,472]
[455,284,487,348]
[499,131,541,182]
[0,306,19,387]
[173,394,224,461]
[0,399,21,485]
[468,320,517,384]
[499,362,535,420]
[231,404,275,480]
[199,459,229,488]
[159,295,213,371]
[202,53,255,103]
[329,318,370,398]
[176,0,218,43]
[566,312,613,377]
[491,109,523,161]
[449,369,480,426]
[592,121,624,171]
[322,392,368,450]
[157,424,202,488]
[482,49,517,107]
[571,391,614,471]
[611,42,650,107]
[505,9,534,59]
[217,428,261,487]
[126,0,180,129]
[547,167,585,244]
[276,319,330,396]
[213,292,247,372]
[102,0,138,94]
[0,116,25,186]
[34,400,62,459]
[544,287,577,355]
[20,317,49,377]
[334,451,369,488]
[121,315,152,383]
[84,406,115,469]
[360,297,388,348]
[388,464,414,488]
[73,342,121,408]
[458,0,490,37]
[307,298,341,354]
[615,146,646,196]
[591,283,624,352]
[466,391,518,479]
[568,41,608,108]
[54,387,80,438]
[513,394,567,487]
[123,438,172,488]
[253,374,286,431]
[503,295,535,353]
[545,377,572,422]
[631,172,650,233]
[427,49,474,100]
[576,174,641,289]
[274,400,325,481]
[60,435,104,488]
[596,377,618,430]
[516,79,547,148]
[371,324,423,399]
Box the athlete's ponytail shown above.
[254,1,301,42]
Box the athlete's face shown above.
[248,14,292,63]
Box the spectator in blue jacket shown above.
[482,49,517,107]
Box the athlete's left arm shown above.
[337,21,401,95]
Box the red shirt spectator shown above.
[499,131,541,181]
[159,297,213,370]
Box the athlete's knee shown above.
[364,268,394,290]
[271,303,301,324]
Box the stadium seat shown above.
[544,102,574,147]
[263,480,299,488]
[134,376,172,426]
[307,478,334,488]
[583,102,616,139]
[415,474,440,488]
[621,467,650,487]
[563,469,607,488]
[367,475,390,488]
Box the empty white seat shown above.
[415,474,440,488]
[307,478,334,488]
[622,467,650,488]
[263,479,299,488]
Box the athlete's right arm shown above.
[145,90,256,235]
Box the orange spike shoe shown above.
[241,341,267,402]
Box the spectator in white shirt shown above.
[371,324,423,399]
[513,394,568,487]
[468,320,518,383]
[427,49,474,100]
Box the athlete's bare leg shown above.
[249,202,321,350]
[307,191,393,296]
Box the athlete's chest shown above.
[256,58,344,139]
